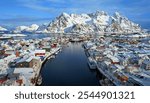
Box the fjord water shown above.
[41,42,100,86]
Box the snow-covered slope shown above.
[47,13,75,33]
[36,23,49,33]
[13,26,28,33]
[0,26,7,31]
[46,11,142,33]
[10,11,142,34]
[13,24,39,33]
[25,24,39,32]
[107,12,141,33]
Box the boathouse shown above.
[4,49,15,56]
[34,50,46,57]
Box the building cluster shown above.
[0,36,69,86]
[83,33,150,86]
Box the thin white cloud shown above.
[16,0,150,18]
[1,0,150,28]
[23,3,54,12]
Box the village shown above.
[0,35,71,86]
[83,33,150,86]
[0,32,150,86]
[0,33,93,86]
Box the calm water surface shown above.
[41,42,100,86]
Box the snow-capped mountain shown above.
[13,26,28,33]
[46,11,142,33]
[47,12,93,33]
[36,23,49,33]
[13,24,39,33]
[0,26,7,31]
[47,13,75,33]
[25,24,39,32]
[4,11,142,34]
[108,12,141,33]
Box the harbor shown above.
[0,34,65,86]
[0,33,150,86]
[41,42,100,86]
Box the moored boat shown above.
[87,57,97,69]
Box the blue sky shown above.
[0,0,150,29]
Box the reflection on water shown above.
[41,42,100,86]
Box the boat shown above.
[87,57,97,69]
[47,56,51,60]
[47,55,55,60]
[70,37,82,42]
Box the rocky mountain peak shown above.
[9,11,142,34]
[46,11,142,33]
[114,12,121,19]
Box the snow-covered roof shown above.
[143,59,150,64]
[107,54,119,62]
[14,68,33,74]
[34,50,46,53]
[115,64,124,70]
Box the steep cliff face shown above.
[108,12,141,33]
[47,13,75,33]
[11,11,142,34]
[46,11,142,33]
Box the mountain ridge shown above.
[46,11,142,33]
[2,11,143,34]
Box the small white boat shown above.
[47,56,51,60]
[48,55,55,60]
[51,55,55,59]
[87,57,97,69]
[55,51,59,55]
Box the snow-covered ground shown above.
[2,34,27,37]
[13,24,39,33]
[0,26,7,31]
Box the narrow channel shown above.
[41,42,100,86]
